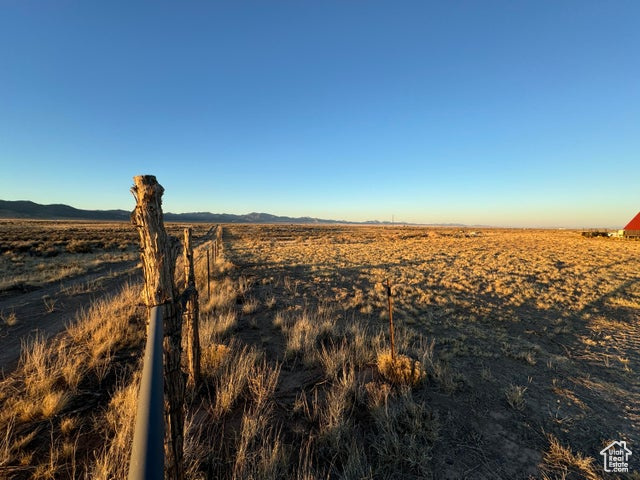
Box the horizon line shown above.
[0,198,631,230]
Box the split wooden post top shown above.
[130,174,185,480]
[130,175,177,306]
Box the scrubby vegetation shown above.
[0,220,209,293]
[1,223,639,478]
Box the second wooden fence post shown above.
[183,227,201,387]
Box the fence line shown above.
[130,174,224,479]
[192,225,222,301]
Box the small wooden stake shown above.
[386,278,396,362]
[131,175,184,480]
[206,247,211,299]
[183,228,201,388]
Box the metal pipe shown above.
[128,306,164,480]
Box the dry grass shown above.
[504,383,528,411]
[0,281,145,478]
[0,246,136,293]
[202,342,231,373]
[281,308,334,362]
[539,434,600,480]
[376,351,426,386]
[91,373,140,480]
[0,219,210,292]
[2,223,639,478]
[1,310,18,326]
[368,389,438,478]
[220,224,640,478]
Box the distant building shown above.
[624,211,640,239]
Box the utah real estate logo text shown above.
[600,441,632,474]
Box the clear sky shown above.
[1,1,638,228]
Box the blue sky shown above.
[1,1,638,227]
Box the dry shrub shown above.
[282,309,334,362]
[376,352,426,386]
[364,381,392,409]
[232,365,285,480]
[203,277,238,313]
[0,415,14,468]
[15,399,41,422]
[1,310,18,326]
[272,311,288,329]
[202,343,230,374]
[265,295,276,309]
[318,341,350,380]
[341,441,374,480]
[61,352,87,392]
[67,281,140,362]
[369,390,438,479]
[92,373,140,480]
[200,311,237,343]
[213,343,261,416]
[183,412,210,480]
[233,418,287,480]
[5,335,77,423]
[505,384,527,411]
[21,334,59,398]
[60,440,76,460]
[315,324,378,378]
[60,417,78,437]
[40,391,71,418]
[241,296,259,314]
[540,434,599,480]
[248,361,281,410]
[323,364,357,434]
[345,321,378,367]
[216,259,234,275]
[66,239,92,254]
[196,339,285,479]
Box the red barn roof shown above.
[624,211,640,230]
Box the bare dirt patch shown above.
[0,259,139,374]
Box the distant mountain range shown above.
[0,199,413,225]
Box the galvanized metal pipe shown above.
[128,306,164,480]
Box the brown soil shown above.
[0,259,140,375]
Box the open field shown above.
[220,225,640,479]
[0,219,213,294]
[0,220,138,293]
[1,222,639,478]
[0,220,210,372]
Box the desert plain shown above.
[0,220,639,479]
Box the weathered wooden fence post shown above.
[215,226,221,262]
[183,227,201,387]
[131,175,184,480]
[213,231,217,264]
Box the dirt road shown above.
[0,259,141,375]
